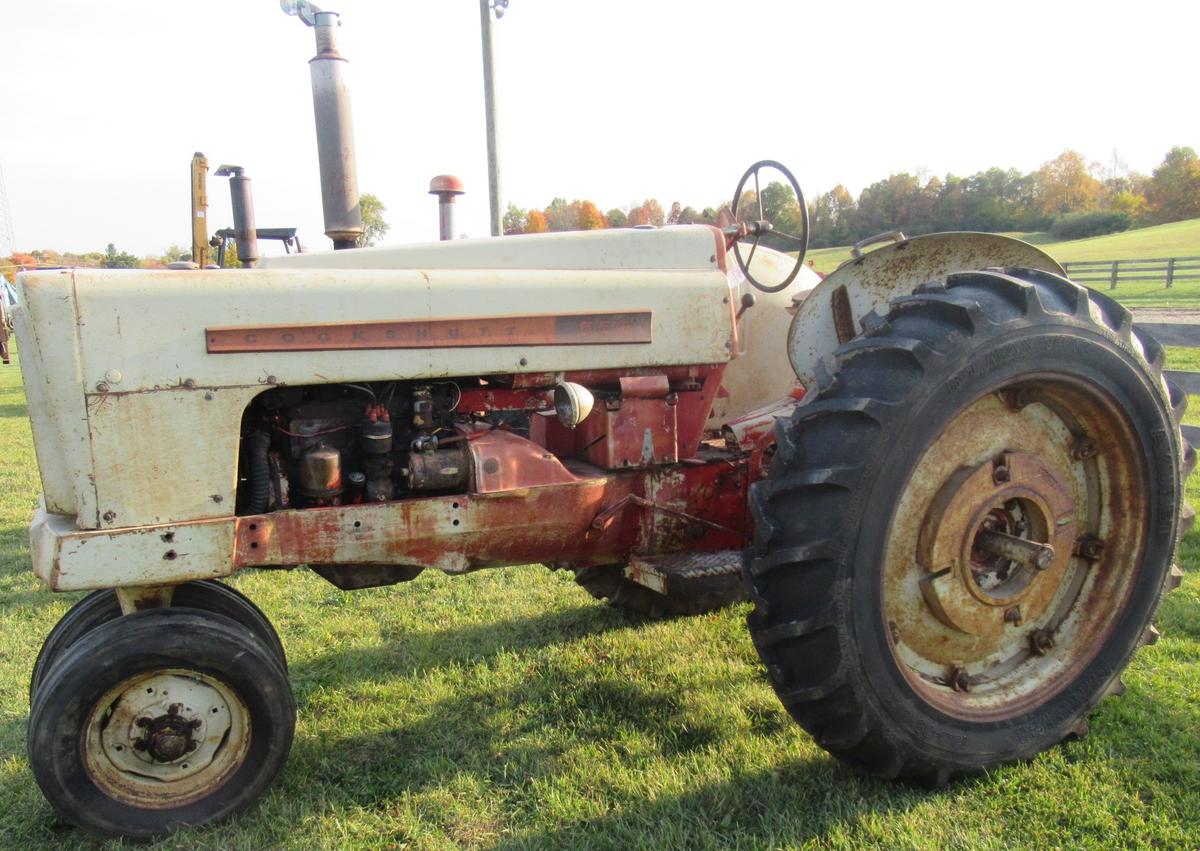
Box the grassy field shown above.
[2,340,1200,849]
[806,218,1200,308]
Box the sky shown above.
[1,0,1197,257]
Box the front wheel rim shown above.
[880,376,1148,721]
[84,668,251,809]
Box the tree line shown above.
[4,150,1197,281]
[1,194,391,282]
[502,146,1200,247]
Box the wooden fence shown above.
[1063,257,1200,290]
[1138,319,1200,447]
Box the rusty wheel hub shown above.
[883,379,1145,719]
[917,452,1076,637]
[85,669,250,808]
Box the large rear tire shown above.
[746,267,1192,783]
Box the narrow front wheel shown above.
[28,608,295,840]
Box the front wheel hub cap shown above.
[86,669,250,808]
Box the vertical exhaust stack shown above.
[283,1,363,250]
[310,9,362,249]
[215,165,259,268]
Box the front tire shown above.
[28,608,295,840]
[30,579,287,699]
[746,267,1191,783]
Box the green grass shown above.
[807,218,1200,308]
[2,351,1200,849]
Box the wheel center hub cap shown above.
[918,451,1077,636]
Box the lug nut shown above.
[993,466,1011,485]
[1029,627,1056,656]
[189,718,202,730]
[167,703,182,717]
[1071,436,1099,460]
[948,665,970,692]
[999,389,1033,411]
[1004,605,1022,625]
[135,716,152,728]
[1074,534,1105,561]
[133,738,148,751]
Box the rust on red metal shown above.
[455,386,550,414]
[579,395,678,470]
[703,224,728,273]
[517,363,726,462]
[205,311,653,353]
[511,364,717,390]
[234,454,750,574]
[723,395,804,453]
[618,374,670,398]
[428,174,465,196]
[464,426,581,493]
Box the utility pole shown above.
[479,0,506,237]
[0,158,14,259]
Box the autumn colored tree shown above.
[639,199,665,227]
[577,200,607,230]
[524,210,548,233]
[1146,146,1200,223]
[1035,150,1102,215]
[606,208,628,228]
[2,252,38,282]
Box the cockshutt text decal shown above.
[205,311,652,353]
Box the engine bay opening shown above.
[234,366,727,515]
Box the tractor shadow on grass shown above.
[0,403,28,418]
[277,602,914,847]
[286,601,648,706]
[281,650,923,848]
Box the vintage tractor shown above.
[8,10,1192,841]
[11,160,1193,837]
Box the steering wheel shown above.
[728,159,809,293]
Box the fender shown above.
[786,232,1064,390]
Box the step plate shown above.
[625,550,743,595]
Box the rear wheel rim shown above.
[880,376,1147,721]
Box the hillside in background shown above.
[807,217,1200,278]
